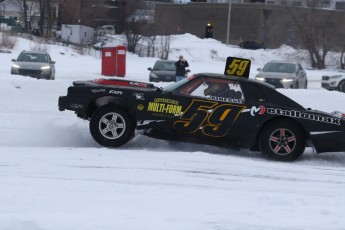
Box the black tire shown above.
[338,80,345,93]
[259,119,305,161]
[304,80,308,89]
[90,105,135,148]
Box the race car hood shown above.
[309,109,345,121]
[73,78,156,89]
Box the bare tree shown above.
[157,35,172,60]
[122,0,154,53]
[287,2,344,69]
[21,0,29,32]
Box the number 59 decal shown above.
[174,99,246,137]
[224,56,251,78]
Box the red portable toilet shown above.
[101,45,126,77]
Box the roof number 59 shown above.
[226,59,250,76]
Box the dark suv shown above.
[11,50,56,80]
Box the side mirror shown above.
[257,68,262,71]
[148,67,152,71]
[50,61,56,64]
[186,69,191,73]
[11,59,16,62]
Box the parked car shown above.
[148,60,190,82]
[11,50,56,80]
[239,40,265,50]
[58,73,345,162]
[96,25,115,35]
[321,74,345,93]
[255,60,307,89]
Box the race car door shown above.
[169,77,247,144]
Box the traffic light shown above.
[205,23,213,39]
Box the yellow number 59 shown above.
[226,59,250,76]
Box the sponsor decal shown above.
[174,99,246,137]
[153,98,179,105]
[148,103,182,115]
[243,106,341,125]
[133,92,145,100]
[91,89,106,93]
[267,108,341,125]
[109,90,123,95]
[137,104,144,111]
[252,106,265,116]
[207,96,244,104]
[248,106,265,116]
[147,98,182,115]
[70,103,83,109]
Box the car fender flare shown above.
[253,116,308,150]
[86,96,136,120]
[338,80,345,92]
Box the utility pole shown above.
[226,2,231,45]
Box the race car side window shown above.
[189,78,245,104]
[177,77,205,95]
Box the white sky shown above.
[0,33,345,230]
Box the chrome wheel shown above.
[269,128,296,156]
[259,119,305,161]
[99,112,126,139]
[90,105,135,147]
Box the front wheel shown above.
[259,119,305,161]
[304,80,308,89]
[338,80,345,93]
[90,105,135,148]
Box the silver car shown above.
[11,51,56,80]
[255,60,307,89]
[321,74,345,93]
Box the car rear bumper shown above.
[58,96,68,111]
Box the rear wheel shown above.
[90,105,135,147]
[339,80,345,93]
[259,119,305,161]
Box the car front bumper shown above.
[260,78,294,88]
[321,82,338,90]
[11,68,51,79]
[310,130,345,153]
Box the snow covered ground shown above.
[1,34,345,230]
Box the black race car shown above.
[58,73,345,161]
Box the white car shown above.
[321,74,345,93]
[255,60,308,89]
